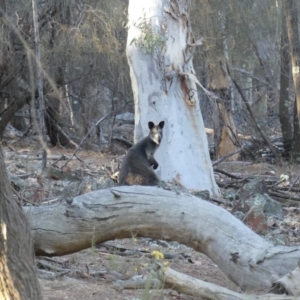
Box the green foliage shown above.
[131,13,165,55]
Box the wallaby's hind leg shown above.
[146,170,159,186]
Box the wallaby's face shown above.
[148,121,165,145]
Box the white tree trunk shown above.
[126,0,219,195]
[26,186,300,294]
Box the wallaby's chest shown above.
[145,143,158,160]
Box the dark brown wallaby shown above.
[118,121,165,186]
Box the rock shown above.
[43,166,78,181]
[78,176,115,195]
[265,233,289,245]
[9,175,26,190]
[263,193,283,219]
[232,193,263,214]
[243,205,268,234]
[23,187,48,204]
[223,188,238,202]
[3,123,23,138]
[94,176,115,189]
[245,193,266,207]
[190,189,210,200]
[267,215,278,228]
[232,179,283,221]
[237,179,268,200]
[233,211,245,220]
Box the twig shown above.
[37,259,72,273]
[51,154,68,167]
[268,179,286,188]
[212,146,244,166]
[288,176,299,192]
[269,190,300,202]
[214,168,242,179]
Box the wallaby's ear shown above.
[158,121,165,129]
[148,121,155,129]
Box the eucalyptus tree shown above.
[126,0,219,194]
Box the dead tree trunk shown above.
[25,186,300,294]
[0,146,42,299]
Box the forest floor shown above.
[3,137,300,300]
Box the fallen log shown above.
[25,186,300,294]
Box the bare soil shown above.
[41,240,236,300]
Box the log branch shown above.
[155,263,296,300]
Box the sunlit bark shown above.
[0,146,42,299]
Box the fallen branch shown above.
[155,263,296,299]
[212,146,244,166]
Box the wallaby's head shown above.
[148,121,165,144]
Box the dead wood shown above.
[268,190,300,202]
[212,146,244,166]
[60,113,111,169]
[227,65,282,163]
[214,168,243,179]
[155,263,296,300]
[37,269,65,280]
[272,265,300,295]
[24,186,300,294]
[97,241,186,259]
[214,170,300,203]
[205,127,253,140]
[5,154,73,161]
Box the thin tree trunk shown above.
[284,0,300,162]
[203,0,239,160]
[32,0,47,169]
[126,0,219,195]
[279,3,292,152]
[0,146,42,299]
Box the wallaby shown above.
[118,121,165,186]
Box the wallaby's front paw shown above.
[152,162,159,169]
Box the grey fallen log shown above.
[25,186,300,293]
